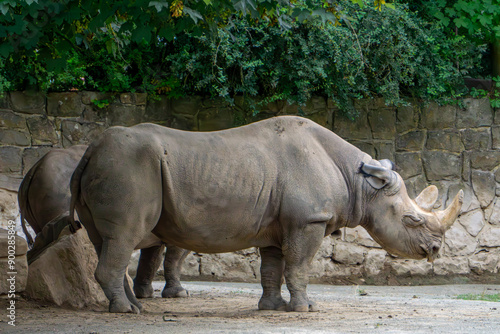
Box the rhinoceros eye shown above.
[402,213,424,227]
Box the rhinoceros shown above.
[18,145,189,298]
[69,116,463,314]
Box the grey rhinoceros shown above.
[18,145,189,298]
[69,116,463,314]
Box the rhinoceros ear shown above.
[359,162,396,190]
[379,159,396,171]
[414,185,439,211]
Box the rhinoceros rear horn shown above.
[415,185,439,211]
[359,162,396,190]
[437,190,464,231]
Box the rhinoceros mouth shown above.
[420,243,441,263]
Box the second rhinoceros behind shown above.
[69,116,463,314]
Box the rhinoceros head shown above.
[359,160,464,262]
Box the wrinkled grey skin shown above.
[18,145,189,297]
[70,116,463,314]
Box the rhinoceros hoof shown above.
[258,296,288,311]
[109,300,141,314]
[133,284,154,299]
[162,286,189,298]
[286,300,318,312]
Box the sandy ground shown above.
[2,281,500,333]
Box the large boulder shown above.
[0,227,28,294]
[25,226,107,309]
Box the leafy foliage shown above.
[0,0,487,117]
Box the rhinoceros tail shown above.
[17,159,44,248]
[69,147,92,234]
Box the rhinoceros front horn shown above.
[436,190,464,231]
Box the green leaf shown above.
[131,26,152,43]
[183,7,203,24]
[148,1,169,13]
[158,25,175,41]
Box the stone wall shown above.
[1,91,499,285]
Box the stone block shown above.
[364,249,388,276]
[135,93,147,105]
[478,226,500,247]
[26,115,58,145]
[442,223,477,256]
[374,142,394,161]
[351,141,375,157]
[198,107,234,131]
[426,130,463,152]
[0,109,27,129]
[47,92,85,117]
[390,259,432,276]
[0,228,28,294]
[314,236,335,258]
[179,252,201,278]
[120,93,133,104]
[144,96,173,123]
[0,94,9,109]
[395,152,422,179]
[305,110,331,129]
[0,146,22,173]
[457,98,493,128]
[433,256,470,275]
[0,189,20,225]
[460,128,491,150]
[9,91,46,114]
[458,209,485,237]
[333,114,371,140]
[396,105,418,133]
[0,174,23,192]
[395,130,425,152]
[422,151,461,181]
[25,226,107,309]
[61,120,106,147]
[369,108,396,140]
[488,198,500,225]
[22,146,53,175]
[199,251,259,282]
[421,102,456,129]
[304,96,327,114]
[469,251,499,275]
[403,175,428,199]
[106,104,145,127]
[471,170,496,208]
[0,129,31,146]
[333,241,367,265]
[493,126,500,149]
[80,91,114,105]
[171,97,202,116]
[344,226,380,248]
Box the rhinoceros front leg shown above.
[258,246,287,311]
[283,223,325,312]
[162,245,190,298]
[133,244,165,298]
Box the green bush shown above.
[0,1,487,117]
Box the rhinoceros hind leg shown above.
[258,246,287,311]
[161,245,190,298]
[95,238,139,313]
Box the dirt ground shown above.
[2,281,500,333]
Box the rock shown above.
[471,170,495,208]
[144,96,173,123]
[443,223,477,256]
[478,226,500,247]
[421,102,456,129]
[0,227,28,294]
[350,141,375,157]
[0,146,23,173]
[26,115,59,145]
[0,189,19,226]
[396,104,418,133]
[390,259,432,276]
[396,130,425,152]
[0,129,31,146]
[395,152,423,180]
[369,108,396,140]
[364,249,388,276]
[0,174,23,192]
[25,226,107,309]
[344,226,380,248]
[9,91,46,114]
[422,151,461,181]
[493,126,500,149]
[374,142,394,162]
[460,128,491,150]
[426,130,463,152]
[333,241,367,265]
[61,120,106,147]
[458,209,485,237]
[199,250,260,282]
[22,146,53,175]
[106,104,145,127]
[470,151,500,171]
[433,256,470,275]
[47,92,84,117]
[457,98,493,128]
[179,252,201,277]
[403,175,428,199]
[334,113,371,140]
[469,251,500,275]
[198,107,235,131]
[488,198,500,225]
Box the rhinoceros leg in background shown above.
[258,246,286,311]
[133,244,190,299]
